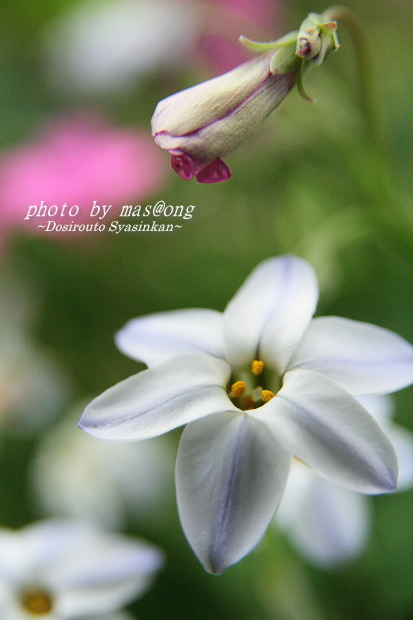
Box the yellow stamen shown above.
[230,380,247,398]
[21,588,54,615]
[251,360,264,375]
[261,389,275,403]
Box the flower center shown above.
[229,360,280,410]
[20,587,54,616]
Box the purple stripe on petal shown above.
[207,416,250,572]
[176,411,290,574]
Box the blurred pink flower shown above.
[0,115,166,244]
[198,0,285,74]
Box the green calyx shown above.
[239,31,299,54]
[296,12,340,65]
[239,32,301,76]
[239,9,340,101]
[239,11,339,70]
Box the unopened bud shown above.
[151,11,340,183]
[296,12,340,65]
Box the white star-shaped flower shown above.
[79,255,413,574]
[0,520,164,618]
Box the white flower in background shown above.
[0,340,67,437]
[31,406,174,529]
[275,395,413,568]
[79,255,413,574]
[0,273,67,437]
[43,0,201,95]
[0,520,164,619]
[276,459,371,568]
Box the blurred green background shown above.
[1,0,413,618]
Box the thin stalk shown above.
[322,5,413,264]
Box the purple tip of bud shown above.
[170,153,196,180]
[170,152,232,184]
[196,158,232,184]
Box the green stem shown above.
[322,5,384,151]
[322,5,413,264]
[256,529,328,620]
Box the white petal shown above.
[0,530,28,581]
[176,411,291,574]
[357,397,413,490]
[115,309,225,367]
[79,355,234,440]
[55,531,164,617]
[257,369,398,493]
[356,394,395,425]
[289,317,413,395]
[89,613,135,620]
[276,463,370,567]
[0,521,92,583]
[387,425,413,490]
[223,255,318,372]
[151,53,272,137]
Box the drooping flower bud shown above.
[151,12,339,183]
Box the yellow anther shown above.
[230,381,247,398]
[21,588,54,614]
[261,390,275,403]
[251,360,264,375]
